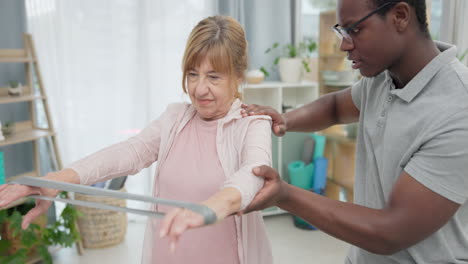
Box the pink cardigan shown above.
[69,99,274,264]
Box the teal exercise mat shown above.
[7,176,217,225]
[311,134,326,160]
[0,152,4,185]
[288,161,314,190]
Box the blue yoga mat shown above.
[312,157,328,194]
[288,161,314,190]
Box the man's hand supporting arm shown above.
[278,171,459,255]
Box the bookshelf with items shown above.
[317,10,357,202]
[0,34,83,263]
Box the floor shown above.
[52,214,350,264]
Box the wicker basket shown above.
[75,188,127,249]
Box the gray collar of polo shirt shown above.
[386,41,458,103]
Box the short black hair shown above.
[368,0,430,38]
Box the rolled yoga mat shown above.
[288,161,314,190]
[311,134,326,160]
[312,157,328,195]
[288,160,316,230]
[0,152,4,185]
[301,137,315,164]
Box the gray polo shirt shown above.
[347,41,468,264]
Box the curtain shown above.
[440,0,468,65]
[25,0,217,221]
[219,0,292,81]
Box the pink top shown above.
[69,99,273,264]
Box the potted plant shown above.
[0,194,81,264]
[8,81,23,96]
[1,121,14,137]
[260,39,317,83]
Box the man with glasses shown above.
[241,0,468,263]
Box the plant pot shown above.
[278,57,303,83]
[8,86,23,96]
[246,69,265,84]
[0,214,47,256]
[1,123,15,136]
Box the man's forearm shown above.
[278,184,402,255]
[283,93,338,133]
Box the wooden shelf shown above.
[320,53,346,59]
[7,171,39,182]
[0,49,35,63]
[319,130,355,144]
[244,81,318,89]
[0,129,54,147]
[0,94,44,104]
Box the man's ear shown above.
[391,2,411,33]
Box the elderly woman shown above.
[0,16,273,264]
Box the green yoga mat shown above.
[288,161,314,190]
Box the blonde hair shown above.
[181,15,248,99]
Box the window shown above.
[300,0,337,52]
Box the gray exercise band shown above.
[9,176,217,225]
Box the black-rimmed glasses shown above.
[332,1,399,45]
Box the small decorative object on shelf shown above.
[7,81,23,96]
[246,69,265,84]
[321,70,358,87]
[1,121,14,137]
[0,122,5,141]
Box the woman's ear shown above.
[391,2,411,33]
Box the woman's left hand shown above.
[159,207,205,252]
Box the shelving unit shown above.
[318,10,349,95]
[0,35,61,182]
[243,81,319,216]
[316,10,357,202]
[318,125,355,202]
[0,34,83,262]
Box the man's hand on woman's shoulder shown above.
[240,104,287,136]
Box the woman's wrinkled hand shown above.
[159,207,205,252]
[0,183,56,229]
[240,104,287,136]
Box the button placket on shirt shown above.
[377,92,394,128]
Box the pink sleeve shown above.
[68,104,180,185]
[223,118,272,210]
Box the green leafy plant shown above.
[260,39,317,77]
[0,193,81,264]
[8,81,20,88]
[457,48,468,65]
[1,121,15,136]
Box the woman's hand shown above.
[159,187,240,252]
[0,168,79,230]
[159,207,205,252]
[240,165,290,215]
[0,182,57,229]
[241,104,287,137]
